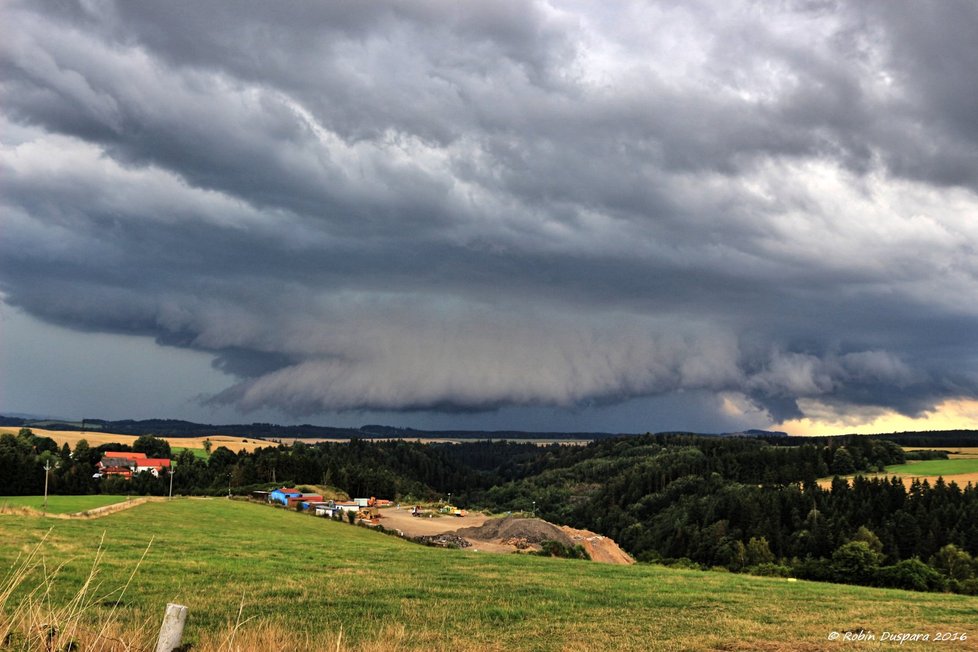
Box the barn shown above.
[269,488,302,505]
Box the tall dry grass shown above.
[0,535,457,652]
[0,530,156,651]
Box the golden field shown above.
[0,426,271,453]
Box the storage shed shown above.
[269,488,302,505]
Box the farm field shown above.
[819,456,978,489]
[171,446,210,460]
[885,459,978,476]
[904,447,978,460]
[273,436,590,446]
[0,426,271,453]
[0,494,130,514]
[2,500,978,651]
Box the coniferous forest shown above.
[3,427,977,595]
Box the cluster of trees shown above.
[0,429,174,495]
[477,434,976,594]
[4,427,977,595]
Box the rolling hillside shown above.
[2,499,976,651]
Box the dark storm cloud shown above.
[2,0,977,427]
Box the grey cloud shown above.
[2,0,977,429]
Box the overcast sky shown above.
[2,1,977,434]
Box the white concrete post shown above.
[154,603,188,652]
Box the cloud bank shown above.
[2,1,977,428]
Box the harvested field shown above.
[818,471,978,490]
[273,436,590,446]
[818,456,978,489]
[0,427,272,453]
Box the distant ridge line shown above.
[2,414,976,446]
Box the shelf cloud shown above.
[2,1,977,429]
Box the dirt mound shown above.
[560,526,635,564]
[456,516,575,547]
[415,533,471,549]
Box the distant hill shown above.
[719,429,788,438]
[3,415,635,441]
[4,414,975,445]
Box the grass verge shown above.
[0,495,132,515]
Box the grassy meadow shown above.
[0,494,131,514]
[2,500,977,651]
[171,446,210,460]
[884,459,978,476]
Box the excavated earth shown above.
[455,516,576,547]
[376,509,634,564]
[456,516,635,564]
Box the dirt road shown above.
[378,506,489,536]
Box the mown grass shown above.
[171,446,210,460]
[1,499,977,651]
[0,495,131,514]
[885,459,978,476]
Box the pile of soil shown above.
[560,526,635,564]
[414,533,471,549]
[456,517,575,548]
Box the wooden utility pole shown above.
[43,460,51,513]
[168,468,173,501]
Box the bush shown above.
[950,578,978,595]
[666,558,702,571]
[537,540,590,560]
[746,563,793,577]
[904,450,949,461]
[876,558,946,592]
[635,550,664,564]
[832,541,882,584]
[931,544,975,581]
[746,537,776,566]
[793,557,833,582]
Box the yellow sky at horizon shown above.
[779,398,978,436]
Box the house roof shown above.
[104,451,148,459]
[138,458,171,467]
[100,458,135,468]
[275,487,301,494]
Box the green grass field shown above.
[885,459,978,476]
[171,445,210,460]
[0,494,131,514]
[2,500,977,651]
